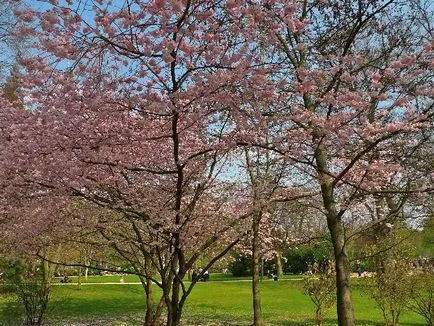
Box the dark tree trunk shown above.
[144,277,156,326]
[168,278,181,326]
[143,253,165,326]
[329,220,355,326]
[252,212,265,326]
[316,140,355,326]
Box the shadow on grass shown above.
[279,318,426,326]
[46,286,147,325]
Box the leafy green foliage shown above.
[228,253,252,277]
[283,240,333,274]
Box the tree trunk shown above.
[252,212,265,326]
[275,250,283,277]
[144,277,155,326]
[77,266,82,290]
[315,140,355,326]
[169,301,182,326]
[167,275,181,326]
[34,255,52,326]
[42,259,51,286]
[328,216,355,326]
[142,278,165,326]
[166,290,181,326]
[316,307,323,326]
[41,258,52,308]
[142,253,164,326]
[392,310,400,326]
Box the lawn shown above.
[0,277,426,325]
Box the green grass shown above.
[0,278,426,325]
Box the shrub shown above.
[367,259,413,326]
[303,267,336,326]
[0,259,52,326]
[228,253,252,277]
[408,271,434,326]
[15,280,51,326]
[284,241,332,274]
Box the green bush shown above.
[228,253,252,277]
[283,241,332,274]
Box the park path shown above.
[53,277,304,286]
[54,273,370,286]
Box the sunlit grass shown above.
[0,277,425,325]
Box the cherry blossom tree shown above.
[2,1,257,325]
[1,1,434,326]
[234,1,434,325]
